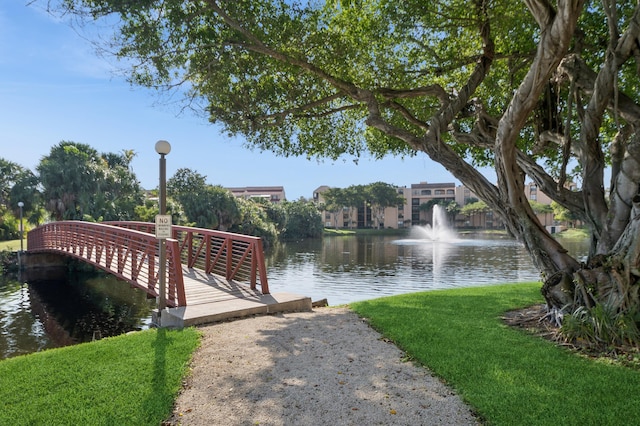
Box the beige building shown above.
[314,181,567,231]
[227,186,286,203]
[314,182,459,229]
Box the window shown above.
[447,189,455,195]
[421,189,431,195]
[434,189,445,195]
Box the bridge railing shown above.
[27,221,187,307]
[105,221,270,294]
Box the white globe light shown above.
[155,140,171,155]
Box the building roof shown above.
[411,182,456,189]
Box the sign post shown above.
[155,213,172,326]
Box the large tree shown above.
[54,1,640,320]
[366,182,405,229]
[167,167,242,230]
[38,142,144,221]
[0,158,40,221]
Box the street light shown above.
[17,202,24,253]
[155,140,171,325]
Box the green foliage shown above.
[168,168,242,230]
[320,182,403,228]
[134,197,188,225]
[365,181,404,228]
[0,327,200,425]
[0,211,20,241]
[320,186,353,228]
[351,283,640,425]
[561,303,640,348]
[529,200,553,214]
[551,200,579,225]
[257,198,288,234]
[460,200,489,216]
[0,249,17,274]
[167,167,322,242]
[56,0,529,161]
[37,142,144,221]
[281,199,323,240]
[0,158,41,226]
[230,197,278,247]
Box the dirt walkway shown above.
[166,307,479,425]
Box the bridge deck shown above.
[160,265,312,327]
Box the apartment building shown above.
[314,182,456,229]
[314,181,566,230]
[227,186,286,203]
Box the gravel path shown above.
[166,307,479,425]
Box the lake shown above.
[0,232,589,358]
[265,232,588,305]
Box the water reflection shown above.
[0,278,51,358]
[265,234,590,306]
[0,272,155,359]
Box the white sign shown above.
[155,215,172,239]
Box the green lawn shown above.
[0,239,22,251]
[351,283,640,425]
[0,328,200,425]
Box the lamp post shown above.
[155,140,171,325]
[17,202,24,253]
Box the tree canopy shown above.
[52,0,640,328]
[319,182,403,228]
[37,141,144,221]
[166,167,322,244]
[0,158,40,220]
[366,182,405,228]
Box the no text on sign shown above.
[155,215,172,239]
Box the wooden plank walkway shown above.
[160,265,312,327]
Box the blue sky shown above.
[1,2,480,200]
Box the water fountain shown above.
[409,204,457,242]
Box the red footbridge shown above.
[26,221,310,326]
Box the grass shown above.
[555,227,590,239]
[351,283,640,426]
[324,228,409,236]
[0,239,22,251]
[0,327,200,425]
[323,228,356,236]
